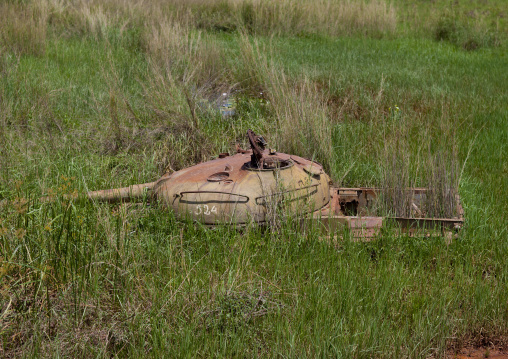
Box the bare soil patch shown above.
[448,347,508,359]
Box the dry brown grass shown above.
[141,18,231,171]
[231,0,397,37]
[194,0,396,37]
[39,0,397,40]
[0,1,48,56]
[144,16,230,85]
[266,73,334,168]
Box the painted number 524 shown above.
[195,205,218,216]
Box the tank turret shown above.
[86,130,331,225]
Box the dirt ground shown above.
[448,347,508,358]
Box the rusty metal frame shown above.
[308,187,464,240]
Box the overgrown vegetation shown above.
[0,0,507,357]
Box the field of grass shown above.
[1,0,507,357]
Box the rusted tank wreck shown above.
[84,130,464,239]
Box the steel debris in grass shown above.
[311,187,463,240]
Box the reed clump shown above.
[379,108,459,218]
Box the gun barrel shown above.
[86,182,157,203]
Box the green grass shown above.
[1,0,507,357]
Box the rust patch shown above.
[207,172,230,182]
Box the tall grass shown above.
[222,0,397,37]
[237,36,336,170]
[142,17,237,171]
[38,0,397,39]
[0,1,48,56]
[379,107,460,218]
